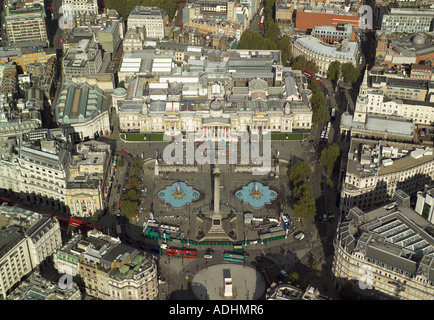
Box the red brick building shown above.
[295,11,360,31]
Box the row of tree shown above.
[309,79,330,124]
[319,143,341,186]
[290,55,318,74]
[288,160,316,221]
[237,0,292,66]
[327,61,361,85]
[120,159,144,219]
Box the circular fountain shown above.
[158,182,200,208]
[235,182,278,208]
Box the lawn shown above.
[271,133,308,140]
[122,133,165,141]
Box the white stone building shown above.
[333,200,434,300]
[339,138,434,214]
[292,36,359,77]
[127,6,169,40]
[0,207,62,299]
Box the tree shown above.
[265,20,280,41]
[125,176,140,191]
[120,200,138,220]
[291,55,307,71]
[328,61,341,81]
[341,63,360,85]
[320,143,340,177]
[117,158,124,168]
[312,104,331,124]
[237,30,266,50]
[293,182,313,200]
[289,160,312,185]
[291,55,318,74]
[293,195,316,220]
[288,272,300,286]
[305,59,318,74]
[117,80,125,88]
[91,212,99,222]
[124,189,139,202]
[277,35,292,66]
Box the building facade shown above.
[62,39,105,80]
[339,138,434,214]
[292,36,359,77]
[62,0,98,17]
[116,49,312,136]
[416,186,434,224]
[0,207,62,300]
[381,8,434,34]
[127,6,169,40]
[54,229,158,300]
[54,81,111,142]
[333,201,434,300]
[354,69,434,126]
[5,4,48,46]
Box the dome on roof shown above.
[412,34,426,45]
[210,99,223,111]
[114,87,126,96]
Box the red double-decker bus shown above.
[69,218,86,228]
[180,249,197,258]
[166,248,179,256]
[165,247,198,258]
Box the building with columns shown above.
[353,69,434,126]
[0,134,111,218]
[116,49,313,136]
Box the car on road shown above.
[120,149,127,154]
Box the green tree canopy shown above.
[289,160,312,185]
[341,63,360,85]
[293,195,316,220]
[309,80,330,124]
[320,143,341,177]
[91,212,100,222]
[120,200,139,220]
[237,30,291,66]
[328,61,342,81]
[125,176,140,191]
[265,20,280,40]
[289,160,316,220]
[124,189,139,202]
[291,55,318,74]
